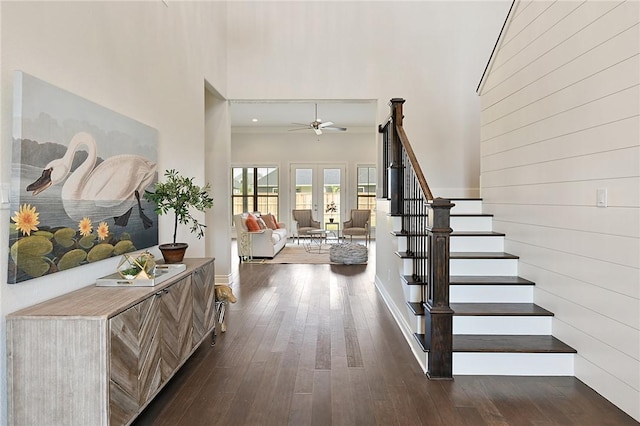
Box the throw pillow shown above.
[271,213,280,229]
[262,214,277,230]
[245,214,261,232]
[257,217,267,230]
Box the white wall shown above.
[0,2,227,423]
[207,88,233,284]
[226,1,512,198]
[0,0,516,423]
[231,129,377,231]
[479,0,639,420]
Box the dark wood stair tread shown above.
[452,252,519,259]
[392,231,505,237]
[451,303,553,316]
[453,335,576,353]
[450,275,535,286]
[396,252,518,260]
[451,231,505,237]
[395,251,427,259]
[407,302,424,315]
[408,302,552,317]
[391,231,429,237]
[414,334,576,353]
[402,275,534,286]
[401,275,427,285]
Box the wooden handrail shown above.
[395,124,434,202]
[388,98,433,201]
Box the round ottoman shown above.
[330,243,368,264]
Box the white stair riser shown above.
[451,216,493,232]
[451,259,518,276]
[411,316,425,334]
[391,216,403,232]
[405,285,422,303]
[450,200,483,215]
[451,236,504,252]
[401,258,414,275]
[453,316,552,335]
[451,285,533,303]
[452,353,574,376]
[399,235,503,252]
[396,236,407,252]
[402,258,517,276]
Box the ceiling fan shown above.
[288,103,347,135]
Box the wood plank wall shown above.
[478,0,639,421]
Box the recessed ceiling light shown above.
[252,118,258,122]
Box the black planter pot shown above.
[158,243,188,264]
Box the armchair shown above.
[342,209,371,245]
[292,209,321,244]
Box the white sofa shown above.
[233,213,287,260]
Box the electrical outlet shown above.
[596,188,607,208]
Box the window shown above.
[232,167,279,218]
[357,166,376,226]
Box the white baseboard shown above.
[374,276,427,373]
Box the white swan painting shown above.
[9,71,160,283]
[26,131,157,228]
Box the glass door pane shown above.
[291,164,344,229]
[323,168,341,225]
[294,168,313,210]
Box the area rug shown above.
[261,244,368,265]
[261,244,332,264]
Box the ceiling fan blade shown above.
[318,121,334,128]
[288,128,310,132]
[314,128,322,136]
[322,126,347,132]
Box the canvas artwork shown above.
[8,71,159,284]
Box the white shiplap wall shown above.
[479,0,639,421]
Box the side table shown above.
[325,221,340,242]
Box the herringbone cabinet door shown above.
[192,262,215,345]
[110,296,162,426]
[161,277,194,379]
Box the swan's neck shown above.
[61,132,97,199]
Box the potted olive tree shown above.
[144,169,213,263]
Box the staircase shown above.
[392,198,576,376]
[379,98,575,378]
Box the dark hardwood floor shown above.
[134,244,637,425]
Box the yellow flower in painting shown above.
[97,222,109,241]
[79,217,93,237]
[11,204,40,236]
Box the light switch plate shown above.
[596,188,607,208]
[0,183,10,208]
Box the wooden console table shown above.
[7,258,216,426]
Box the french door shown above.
[291,164,345,226]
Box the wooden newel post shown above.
[425,197,454,380]
[388,98,405,215]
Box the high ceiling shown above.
[229,100,378,131]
